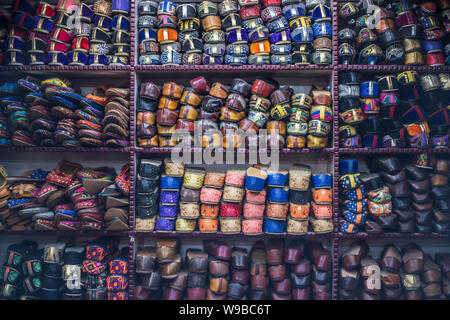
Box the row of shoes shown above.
[338,0,450,65]
[0,0,130,66]
[134,238,332,300]
[340,240,450,300]
[0,77,130,148]
[0,160,130,231]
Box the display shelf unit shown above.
[0,0,449,300]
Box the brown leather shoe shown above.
[342,240,369,270]
[306,241,331,272]
[381,244,402,272]
[401,243,424,274]
[423,255,442,284]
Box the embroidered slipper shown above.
[39,138,58,147]
[105,88,129,98]
[86,85,114,106]
[29,105,51,120]
[80,97,105,111]
[10,183,38,198]
[50,95,78,111]
[78,206,105,216]
[67,179,83,196]
[103,123,128,138]
[77,129,103,140]
[105,197,129,209]
[33,129,53,143]
[25,93,50,107]
[55,91,84,105]
[79,137,104,147]
[33,219,56,231]
[82,106,104,118]
[102,131,123,141]
[105,139,129,147]
[4,102,27,115]
[62,140,80,148]
[0,165,7,189]
[75,110,102,124]
[56,221,81,231]
[80,221,104,231]
[17,78,41,93]
[106,96,130,108]
[102,112,128,129]
[6,198,34,209]
[105,101,130,117]
[76,119,102,131]
[30,118,56,131]
[55,130,77,143]
[51,106,76,119]
[115,164,130,196]
[46,160,82,187]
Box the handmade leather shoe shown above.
[402,243,424,274]
[209,259,229,277]
[170,271,188,291]
[383,285,402,299]
[434,159,449,175]
[381,270,400,288]
[405,165,430,181]
[251,274,269,290]
[388,180,410,197]
[394,209,414,222]
[409,179,430,193]
[413,200,433,211]
[436,198,450,213]
[404,290,423,300]
[187,272,207,288]
[284,239,304,264]
[306,242,331,272]
[249,289,268,300]
[311,281,330,294]
[422,283,442,299]
[232,269,250,285]
[292,259,312,276]
[430,174,448,186]
[231,248,250,270]
[436,253,450,279]
[398,219,415,233]
[434,210,450,223]
[204,240,231,261]
[392,197,412,210]
[291,273,311,289]
[340,268,359,291]
[292,288,310,300]
[359,290,380,300]
[433,221,450,234]
[431,186,450,200]
[365,220,383,233]
[373,214,398,232]
[372,157,400,174]
[272,278,291,295]
[312,266,331,285]
[342,240,369,270]
[416,223,433,233]
[381,168,406,184]
[410,191,430,203]
[266,239,284,265]
[422,256,442,284]
[339,287,356,299]
[381,244,402,272]
[268,264,286,281]
[187,287,206,300]
[415,210,433,225]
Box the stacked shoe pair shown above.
[177,4,203,65]
[361,172,394,233]
[135,159,162,231]
[2,0,36,66]
[373,156,450,234]
[3,160,131,232]
[106,247,129,300]
[61,247,85,300]
[0,240,39,299]
[98,86,130,147]
[137,0,159,64]
[340,241,447,300]
[0,165,10,229]
[339,159,368,234]
[81,239,124,300]
[156,0,181,65]
[221,0,247,66]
